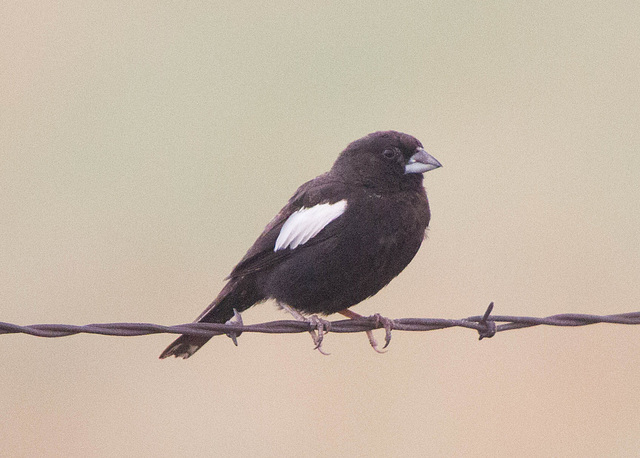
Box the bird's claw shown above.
[278,302,331,355]
[308,315,331,356]
[364,313,394,353]
[373,313,394,349]
[365,329,386,354]
[225,309,244,346]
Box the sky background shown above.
[2,2,640,457]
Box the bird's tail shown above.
[159,280,260,359]
[159,333,211,360]
[160,334,211,359]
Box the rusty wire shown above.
[1,304,639,345]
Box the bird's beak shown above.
[404,148,442,174]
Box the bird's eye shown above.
[382,149,397,159]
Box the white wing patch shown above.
[274,200,347,251]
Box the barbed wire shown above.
[1,304,639,345]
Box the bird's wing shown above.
[226,175,348,280]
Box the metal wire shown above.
[1,304,639,343]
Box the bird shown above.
[160,130,441,359]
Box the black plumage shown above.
[160,131,441,358]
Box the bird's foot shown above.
[279,302,331,355]
[364,328,386,354]
[225,309,244,346]
[371,313,394,350]
[307,315,331,355]
[338,309,394,354]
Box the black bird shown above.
[160,131,441,359]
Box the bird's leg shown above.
[338,309,384,353]
[338,309,394,353]
[225,309,244,346]
[278,302,331,355]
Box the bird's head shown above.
[331,131,441,190]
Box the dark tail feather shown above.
[159,334,211,359]
[159,280,261,359]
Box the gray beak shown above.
[404,148,442,174]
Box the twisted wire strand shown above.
[1,304,639,341]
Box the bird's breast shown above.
[339,190,430,269]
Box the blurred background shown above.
[2,2,639,456]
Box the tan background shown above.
[2,2,640,457]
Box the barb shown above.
[1,305,639,345]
